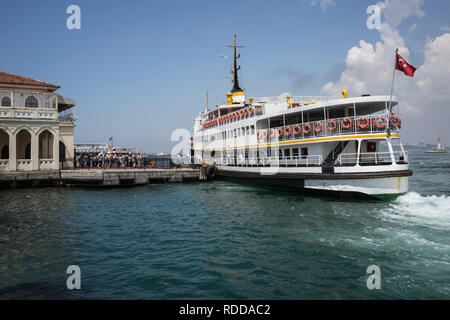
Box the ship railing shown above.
[253,95,337,105]
[336,151,408,166]
[216,155,322,167]
[257,113,397,142]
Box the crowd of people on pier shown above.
[74,153,144,169]
[73,152,181,169]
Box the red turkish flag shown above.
[395,52,416,77]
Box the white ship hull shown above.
[215,165,411,200]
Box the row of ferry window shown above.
[1,95,40,108]
[202,125,256,142]
[211,147,309,160]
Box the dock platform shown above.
[0,168,207,188]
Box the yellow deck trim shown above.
[194,133,399,152]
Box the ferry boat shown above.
[425,138,448,154]
[191,36,412,200]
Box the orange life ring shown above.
[277,128,283,138]
[243,108,248,116]
[375,116,386,129]
[390,116,401,129]
[269,128,276,138]
[314,121,323,134]
[257,131,262,140]
[341,117,352,129]
[293,124,302,135]
[303,123,312,135]
[358,116,370,129]
[249,107,254,115]
[240,109,245,117]
[232,113,236,120]
[285,126,292,137]
[327,120,337,132]
[262,130,268,140]
[236,112,240,119]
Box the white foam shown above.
[381,192,450,228]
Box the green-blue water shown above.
[0,149,449,299]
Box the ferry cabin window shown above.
[292,148,299,159]
[250,125,255,134]
[284,149,291,160]
[278,149,283,160]
[367,142,376,152]
[1,96,11,107]
[301,147,308,159]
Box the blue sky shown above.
[1,0,449,151]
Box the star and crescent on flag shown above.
[387,49,417,116]
[395,50,417,77]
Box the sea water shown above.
[0,149,449,299]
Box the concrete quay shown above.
[0,168,207,188]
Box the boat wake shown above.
[381,192,450,228]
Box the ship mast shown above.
[227,35,244,92]
[226,35,245,105]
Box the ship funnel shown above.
[341,89,348,99]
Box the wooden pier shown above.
[0,168,209,188]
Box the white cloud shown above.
[321,0,450,143]
[323,24,409,99]
[377,0,425,28]
[441,25,450,32]
[309,0,336,11]
[415,33,450,104]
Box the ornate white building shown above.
[0,71,76,172]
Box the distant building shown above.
[0,71,76,171]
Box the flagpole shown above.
[387,48,398,133]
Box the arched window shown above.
[25,143,31,159]
[1,96,11,107]
[1,145,9,159]
[25,96,38,108]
